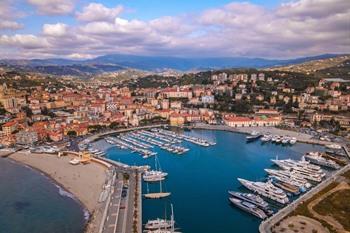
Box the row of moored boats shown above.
[230,152,342,219]
[104,128,215,159]
[246,131,297,145]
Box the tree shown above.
[22,106,33,118]
[110,121,121,129]
[67,130,77,137]
[0,102,6,116]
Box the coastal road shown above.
[103,175,123,233]
[124,172,137,233]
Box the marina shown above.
[93,128,331,233]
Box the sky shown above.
[0,0,349,59]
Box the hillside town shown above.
[0,69,349,147]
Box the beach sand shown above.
[8,152,107,212]
[4,151,111,233]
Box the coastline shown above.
[6,157,90,219]
[1,151,108,233]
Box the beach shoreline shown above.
[1,151,109,233]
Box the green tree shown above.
[67,130,77,137]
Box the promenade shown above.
[97,157,145,233]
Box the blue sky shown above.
[0,0,348,59]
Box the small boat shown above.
[144,180,171,199]
[325,144,342,150]
[270,178,300,195]
[229,197,267,219]
[228,191,269,209]
[304,152,340,169]
[145,204,180,232]
[69,158,80,165]
[246,131,262,142]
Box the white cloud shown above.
[67,53,95,59]
[0,34,49,49]
[76,3,123,22]
[0,20,23,30]
[0,0,23,30]
[43,23,68,37]
[277,0,350,18]
[0,0,349,59]
[27,0,74,15]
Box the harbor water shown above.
[0,158,87,233]
[104,129,324,233]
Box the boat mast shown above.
[155,155,158,171]
[171,204,174,233]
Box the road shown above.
[103,173,123,233]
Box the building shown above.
[201,95,215,104]
[2,120,18,135]
[169,113,186,126]
[223,115,281,127]
[16,130,38,145]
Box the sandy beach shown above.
[0,150,110,233]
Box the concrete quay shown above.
[192,123,332,146]
[259,162,350,233]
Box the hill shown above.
[0,54,344,76]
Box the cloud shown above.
[27,0,74,15]
[0,0,23,30]
[76,3,123,22]
[0,34,49,49]
[67,53,95,59]
[277,0,350,18]
[43,23,68,37]
[0,20,23,30]
[0,0,349,59]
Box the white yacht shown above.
[145,204,179,232]
[145,219,173,230]
[289,137,297,144]
[271,158,325,177]
[326,144,342,150]
[304,152,340,169]
[264,168,312,189]
[237,178,289,204]
[143,155,168,182]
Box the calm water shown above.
[0,158,87,233]
[105,129,324,233]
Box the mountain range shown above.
[0,53,344,76]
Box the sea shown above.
[104,128,325,233]
[0,158,87,233]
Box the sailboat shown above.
[145,204,181,233]
[143,155,168,182]
[144,178,171,199]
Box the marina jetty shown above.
[86,124,167,142]
[192,123,331,146]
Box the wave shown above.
[83,209,90,221]
[55,184,76,200]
